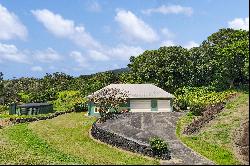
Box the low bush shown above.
[0,105,8,114]
[149,137,169,156]
[174,86,236,115]
[52,90,87,112]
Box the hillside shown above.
[107,67,130,74]
[78,67,129,78]
[176,92,249,165]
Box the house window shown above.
[151,99,157,108]
[94,107,99,113]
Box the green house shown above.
[87,84,175,116]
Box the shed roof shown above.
[88,84,174,99]
[17,103,52,108]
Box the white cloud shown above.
[0,43,28,63]
[184,41,199,49]
[161,28,175,38]
[88,50,109,61]
[31,9,100,49]
[33,48,61,63]
[115,9,158,43]
[70,51,89,68]
[0,4,28,40]
[87,44,143,61]
[228,17,249,30]
[160,40,176,47]
[142,5,193,16]
[88,1,102,12]
[31,66,43,72]
[107,44,144,60]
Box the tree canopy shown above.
[0,28,248,109]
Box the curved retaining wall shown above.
[0,110,75,128]
[11,110,75,124]
[91,121,171,160]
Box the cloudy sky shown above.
[0,0,249,79]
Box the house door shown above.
[130,100,151,112]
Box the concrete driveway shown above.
[98,112,214,165]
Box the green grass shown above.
[0,124,85,165]
[176,92,249,165]
[0,112,158,165]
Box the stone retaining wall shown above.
[91,121,171,160]
[0,110,75,128]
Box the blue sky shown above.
[0,0,249,79]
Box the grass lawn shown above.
[176,92,249,165]
[0,112,158,165]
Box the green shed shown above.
[9,103,54,115]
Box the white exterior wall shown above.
[157,100,172,112]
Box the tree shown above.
[88,88,129,122]
[128,46,190,92]
[53,90,87,112]
[200,28,249,88]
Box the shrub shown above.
[0,105,8,114]
[174,86,236,115]
[149,137,169,156]
[52,90,87,112]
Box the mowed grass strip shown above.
[0,124,86,165]
[28,112,158,165]
[176,93,249,165]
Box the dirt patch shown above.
[233,119,249,165]
[0,119,12,128]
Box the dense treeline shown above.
[0,28,249,112]
[0,72,119,105]
[127,28,249,92]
